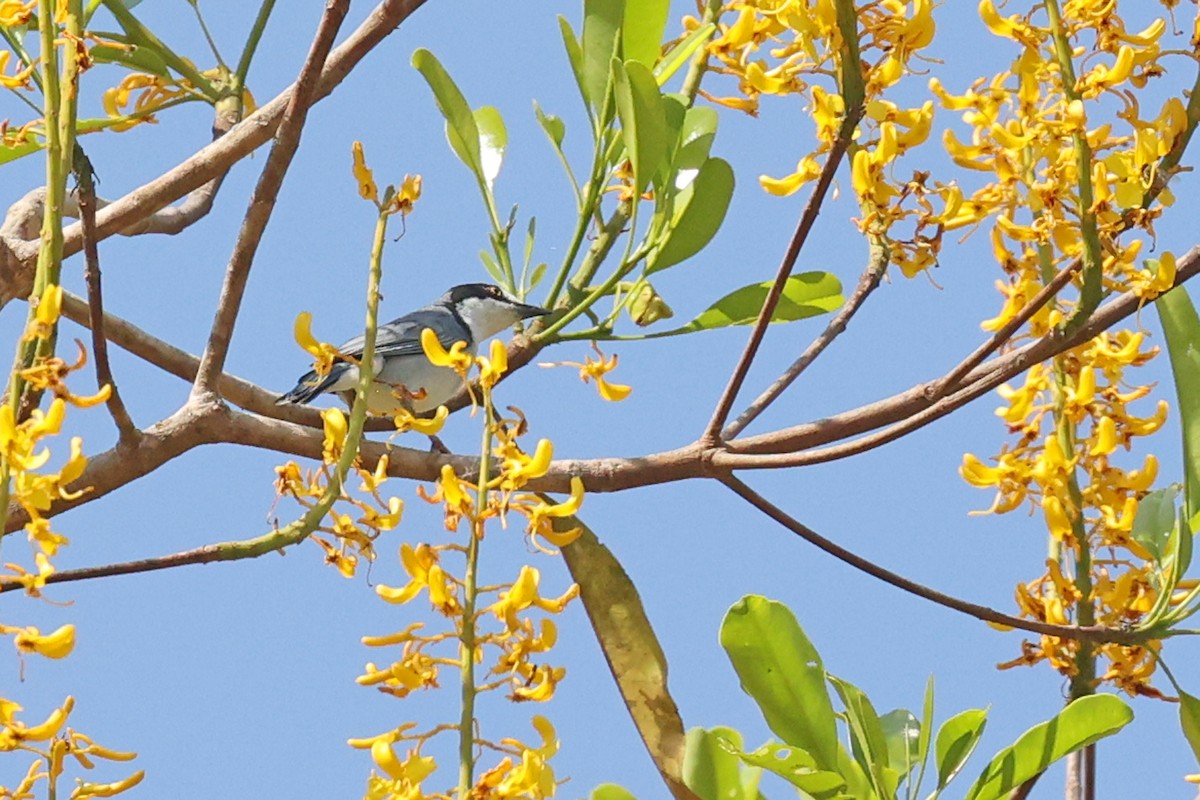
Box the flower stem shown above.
[457,389,495,798]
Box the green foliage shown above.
[678,596,1136,800]
[961,695,1132,800]
[411,0,844,346]
[683,727,763,800]
[1158,287,1200,521]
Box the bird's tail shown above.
[276,363,349,405]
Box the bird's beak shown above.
[514,301,552,320]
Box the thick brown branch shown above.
[15,244,1200,532]
[720,474,1142,645]
[702,107,864,444]
[193,0,348,395]
[2,402,709,533]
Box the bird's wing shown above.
[335,311,467,361]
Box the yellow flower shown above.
[392,405,448,436]
[510,664,566,703]
[524,476,585,535]
[375,543,460,615]
[293,311,342,379]
[72,771,146,798]
[387,174,422,216]
[540,347,632,401]
[4,623,76,659]
[498,438,553,491]
[488,565,579,631]
[321,407,347,461]
[419,328,471,374]
[0,1,35,26]
[476,338,509,389]
[351,141,378,203]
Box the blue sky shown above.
[2,2,1198,798]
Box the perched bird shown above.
[277,283,551,415]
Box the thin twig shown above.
[74,146,138,443]
[723,248,887,439]
[192,0,349,396]
[0,541,255,592]
[725,243,1200,459]
[0,0,428,271]
[927,257,1082,402]
[720,473,1142,645]
[701,107,864,444]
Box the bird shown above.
[277,283,551,416]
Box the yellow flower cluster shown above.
[345,347,581,799]
[3,288,107,563]
[0,696,143,799]
[953,2,1192,696]
[699,0,941,276]
[275,429,405,579]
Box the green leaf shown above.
[736,742,848,798]
[1132,486,1182,564]
[880,709,921,779]
[528,263,548,292]
[557,17,590,115]
[534,101,566,149]
[654,21,716,85]
[962,695,1132,800]
[412,49,484,182]
[589,785,638,800]
[581,0,623,116]
[933,708,987,792]
[1158,287,1200,521]
[654,95,688,192]
[684,727,757,800]
[613,59,669,194]
[912,676,935,797]
[651,273,842,338]
[829,676,891,797]
[677,106,719,170]
[623,0,670,67]
[479,250,504,284]
[719,596,841,771]
[0,128,42,165]
[88,32,172,77]
[648,157,734,273]
[1180,690,1200,769]
[474,106,507,189]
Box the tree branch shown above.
[193,0,349,396]
[927,256,1082,402]
[75,147,138,443]
[0,0,430,305]
[15,245,1200,534]
[723,246,887,439]
[725,243,1200,459]
[702,106,864,445]
[719,474,1143,645]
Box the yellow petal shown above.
[596,376,632,402]
[351,141,378,202]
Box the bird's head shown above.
[441,283,551,341]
